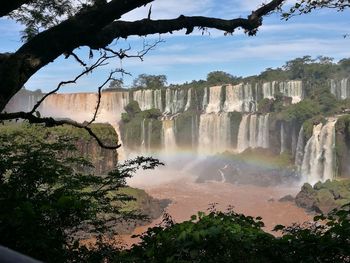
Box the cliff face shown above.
[4,79,350,184]
[0,123,118,175]
[54,123,119,175]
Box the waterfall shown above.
[295,126,304,171]
[140,119,146,153]
[341,79,348,100]
[237,114,269,152]
[191,114,198,149]
[301,119,337,184]
[237,115,250,152]
[202,87,208,111]
[206,86,222,113]
[133,89,153,111]
[153,89,163,112]
[249,115,258,148]
[242,83,256,112]
[198,113,231,153]
[162,118,177,152]
[184,88,192,111]
[280,123,286,154]
[291,126,297,156]
[262,81,276,100]
[223,84,257,113]
[330,78,349,100]
[262,81,303,104]
[279,81,303,103]
[147,120,152,151]
[165,89,186,114]
[224,84,242,112]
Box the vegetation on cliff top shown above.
[0,123,163,262]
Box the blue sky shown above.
[0,0,349,93]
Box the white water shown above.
[330,78,349,100]
[237,114,270,153]
[162,117,177,153]
[294,126,304,171]
[301,119,337,184]
[198,113,231,153]
[262,81,303,104]
[184,88,192,111]
[205,86,222,113]
[165,89,186,115]
[280,123,286,154]
[237,115,250,152]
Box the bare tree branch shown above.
[87,70,116,126]
[65,52,87,67]
[0,0,285,111]
[30,53,114,114]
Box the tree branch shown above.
[0,0,153,110]
[0,0,284,111]
[88,0,284,48]
[0,0,32,17]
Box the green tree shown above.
[206,71,240,85]
[104,78,124,91]
[133,74,167,89]
[0,123,162,262]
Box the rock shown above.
[295,180,350,214]
[295,183,317,211]
[314,188,337,214]
[278,195,294,202]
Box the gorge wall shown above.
[5,78,350,184]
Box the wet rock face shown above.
[295,180,350,214]
[193,152,298,187]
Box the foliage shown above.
[206,71,241,86]
[281,99,321,126]
[121,205,350,263]
[121,102,163,150]
[104,79,125,92]
[283,0,350,20]
[258,98,274,113]
[0,124,163,262]
[125,208,274,263]
[124,101,141,117]
[273,203,350,262]
[133,74,167,90]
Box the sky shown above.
[0,0,349,93]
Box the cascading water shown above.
[237,115,250,152]
[198,113,231,153]
[164,89,186,115]
[295,126,304,172]
[140,119,146,153]
[206,86,222,113]
[237,114,270,152]
[133,89,153,111]
[280,123,286,154]
[202,87,208,111]
[301,118,337,184]
[162,117,177,152]
[330,78,349,100]
[184,88,192,111]
[249,115,258,148]
[262,81,303,104]
[223,84,257,112]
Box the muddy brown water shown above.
[118,171,312,247]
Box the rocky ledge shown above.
[295,180,350,214]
